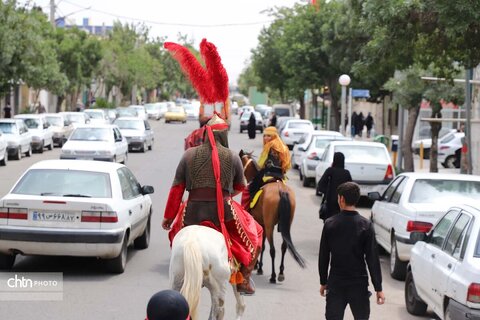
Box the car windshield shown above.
[334,145,389,162]
[0,122,15,134]
[23,118,40,129]
[66,114,85,123]
[275,108,290,116]
[115,119,143,130]
[70,128,112,141]
[46,116,63,126]
[314,138,336,149]
[117,109,137,117]
[145,104,159,111]
[169,107,183,113]
[12,169,112,198]
[409,179,480,203]
[84,111,103,119]
[288,122,312,129]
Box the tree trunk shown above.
[429,107,442,173]
[56,95,65,113]
[298,94,305,119]
[327,78,339,132]
[402,105,420,172]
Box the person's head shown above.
[146,290,190,320]
[205,113,229,147]
[263,126,278,144]
[332,152,345,168]
[337,182,360,209]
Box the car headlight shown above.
[61,149,73,155]
[32,136,41,142]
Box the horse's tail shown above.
[180,232,203,320]
[278,189,306,268]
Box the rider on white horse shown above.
[162,39,263,295]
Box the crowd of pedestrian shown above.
[350,112,375,138]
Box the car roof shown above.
[44,113,64,118]
[398,172,480,181]
[74,124,117,129]
[28,159,123,173]
[328,140,387,148]
[114,117,142,121]
[0,119,21,123]
[14,114,45,119]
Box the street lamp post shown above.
[339,74,351,135]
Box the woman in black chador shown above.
[247,112,256,139]
[316,152,352,220]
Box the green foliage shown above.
[384,66,427,110]
[93,97,115,109]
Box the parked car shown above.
[14,114,54,153]
[315,141,395,196]
[116,107,138,119]
[0,129,8,166]
[183,103,199,120]
[0,119,32,160]
[59,112,90,128]
[44,113,74,147]
[83,109,110,125]
[272,104,296,118]
[412,127,456,159]
[165,106,187,123]
[438,132,464,169]
[368,173,480,280]
[0,159,154,273]
[240,111,264,133]
[405,204,480,319]
[292,130,343,169]
[60,124,128,164]
[127,105,148,121]
[144,102,168,120]
[300,135,350,187]
[114,117,154,152]
[280,119,314,149]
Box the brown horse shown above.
[239,150,305,284]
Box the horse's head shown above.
[239,149,258,183]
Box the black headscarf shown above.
[146,290,190,320]
[332,152,345,169]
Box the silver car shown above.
[114,117,154,152]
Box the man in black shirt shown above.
[319,182,385,319]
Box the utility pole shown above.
[48,0,55,112]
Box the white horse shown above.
[169,225,246,320]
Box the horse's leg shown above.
[278,239,287,282]
[257,231,266,275]
[205,274,227,320]
[266,228,276,283]
[231,284,246,320]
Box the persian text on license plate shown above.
[32,211,76,222]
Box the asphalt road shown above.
[0,115,438,320]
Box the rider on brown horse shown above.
[162,39,262,296]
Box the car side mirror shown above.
[141,185,154,195]
[368,192,382,201]
[43,123,49,129]
[410,232,427,244]
[298,147,306,152]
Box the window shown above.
[444,213,470,259]
[382,176,404,202]
[321,145,330,161]
[390,177,408,204]
[334,145,389,162]
[117,167,141,199]
[430,210,459,248]
[114,128,122,141]
[409,179,480,203]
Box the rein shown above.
[242,158,253,174]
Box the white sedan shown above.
[369,173,480,280]
[0,129,7,166]
[0,160,154,273]
[292,130,343,169]
[406,204,480,319]
[14,114,54,153]
[315,140,394,196]
[60,124,128,164]
[280,119,314,149]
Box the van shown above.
[272,104,296,118]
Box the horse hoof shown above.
[269,278,276,284]
[278,274,285,282]
[257,270,263,275]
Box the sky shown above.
[22,0,303,85]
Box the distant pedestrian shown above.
[35,103,46,114]
[355,112,365,137]
[247,112,256,139]
[319,182,385,320]
[270,112,277,127]
[146,290,190,320]
[350,112,358,137]
[365,112,374,138]
[3,104,11,118]
[316,152,352,221]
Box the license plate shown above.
[32,211,76,222]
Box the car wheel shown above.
[165,120,169,123]
[26,145,32,157]
[134,216,151,250]
[105,235,128,274]
[148,140,153,151]
[38,141,44,153]
[444,155,456,169]
[142,142,147,153]
[0,253,16,270]
[15,147,22,160]
[47,141,53,150]
[302,176,311,187]
[390,237,407,280]
[405,270,427,315]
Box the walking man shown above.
[319,182,385,319]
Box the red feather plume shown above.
[200,39,229,103]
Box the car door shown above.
[372,176,405,251]
[143,120,153,145]
[18,121,31,152]
[117,167,145,240]
[430,212,472,315]
[113,127,127,161]
[416,209,459,310]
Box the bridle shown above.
[242,156,253,174]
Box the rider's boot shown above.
[237,247,261,295]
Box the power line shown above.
[61,0,274,28]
